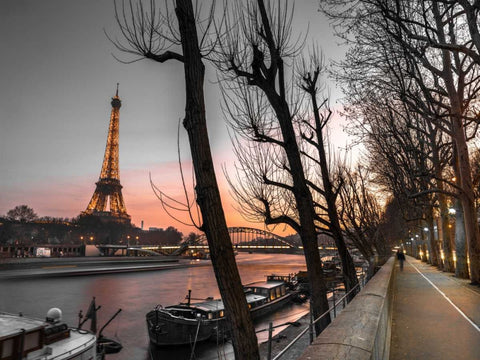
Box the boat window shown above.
[208,313,213,320]
[1,338,14,358]
[219,311,224,318]
[270,290,275,301]
[25,331,41,351]
[276,287,281,298]
[281,285,286,296]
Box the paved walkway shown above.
[391,256,480,360]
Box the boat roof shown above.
[168,299,225,313]
[168,291,269,314]
[192,300,225,312]
[0,313,45,338]
[245,280,285,289]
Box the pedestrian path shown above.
[390,256,480,359]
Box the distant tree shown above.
[185,232,199,244]
[337,164,386,265]
[0,221,13,245]
[378,197,408,249]
[164,226,183,244]
[6,205,38,223]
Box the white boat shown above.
[0,308,98,360]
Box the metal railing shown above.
[267,274,367,360]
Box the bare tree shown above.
[337,164,387,265]
[374,0,480,282]
[110,1,260,357]
[296,51,360,296]
[6,205,38,223]
[215,0,334,334]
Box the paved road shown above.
[391,256,480,360]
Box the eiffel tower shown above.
[81,85,131,224]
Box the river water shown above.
[0,253,310,360]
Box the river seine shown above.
[0,253,310,360]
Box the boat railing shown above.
[266,274,367,360]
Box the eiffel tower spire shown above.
[82,85,130,224]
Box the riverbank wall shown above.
[0,256,210,279]
[298,257,395,360]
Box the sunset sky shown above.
[0,0,350,236]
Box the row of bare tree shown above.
[110,0,398,358]
[321,0,480,282]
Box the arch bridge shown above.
[195,226,297,251]
[96,227,337,256]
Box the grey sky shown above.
[0,0,348,231]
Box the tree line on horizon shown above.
[0,204,185,246]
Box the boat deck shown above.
[28,329,96,360]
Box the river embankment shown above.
[0,256,206,279]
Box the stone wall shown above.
[298,257,395,360]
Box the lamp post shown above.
[80,236,85,256]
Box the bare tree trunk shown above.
[175,1,259,358]
[432,1,480,283]
[430,129,455,271]
[455,198,470,279]
[426,210,439,266]
[274,105,331,335]
[451,118,480,283]
[438,192,455,272]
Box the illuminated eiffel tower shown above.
[81,85,131,224]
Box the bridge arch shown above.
[195,227,296,249]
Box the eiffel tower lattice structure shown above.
[81,85,131,224]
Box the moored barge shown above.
[146,275,297,346]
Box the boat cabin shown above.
[0,314,45,360]
[168,299,226,320]
[0,311,96,360]
[0,312,74,360]
[244,280,287,302]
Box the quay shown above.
[0,256,208,279]
[264,256,480,360]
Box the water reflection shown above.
[0,253,308,360]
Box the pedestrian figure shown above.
[397,249,406,271]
